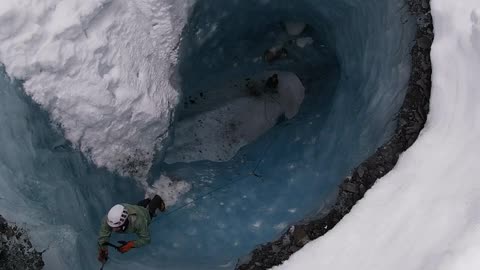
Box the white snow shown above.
[145,175,192,207]
[0,0,193,179]
[274,1,480,270]
[165,71,305,163]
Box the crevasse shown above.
[0,0,415,269]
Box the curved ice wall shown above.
[0,0,415,270]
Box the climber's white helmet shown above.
[107,204,128,228]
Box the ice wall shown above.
[273,1,480,270]
[165,71,305,163]
[145,0,416,269]
[0,67,144,269]
[171,0,414,167]
[0,0,412,180]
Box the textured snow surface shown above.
[0,0,193,178]
[274,1,480,270]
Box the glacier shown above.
[0,0,429,270]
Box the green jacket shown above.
[98,204,152,248]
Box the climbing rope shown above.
[157,124,279,219]
[155,90,288,220]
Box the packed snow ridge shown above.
[0,0,193,179]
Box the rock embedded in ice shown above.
[284,21,306,36]
[342,182,359,193]
[292,226,310,247]
[357,165,366,177]
[417,36,433,49]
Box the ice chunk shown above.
[145,175,192,207]
[165,71,305,163]
[276,72,306,119]
[296,37,314,48]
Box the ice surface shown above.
[275,1,480,270]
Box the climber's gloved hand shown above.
[97,247,108,263]
[118,241,135,253]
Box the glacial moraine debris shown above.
[0,214,44,270]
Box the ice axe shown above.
[99,241,128,269]
[100,259,107,270]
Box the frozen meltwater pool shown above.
[0,0,416,269]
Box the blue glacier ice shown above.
[0,0,415,269]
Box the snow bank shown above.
[0,0,193,178]
[274,1,480,270]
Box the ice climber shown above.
[97,195,166,263]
